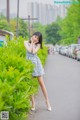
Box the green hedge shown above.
[0,36,48,120]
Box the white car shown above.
[63,46,68,56]
[67,44,78,58]
[72,44,80,59]
[77,50,80,61]
[67,46,71,57]
[76,45,80,61]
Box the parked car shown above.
[55,45,62,53]
[58,46,67,56]
[63,46,68,56]
[71,44,80,59]
[67,44,78,58]
[58,46,63,54]
[75,45,80,61]
[66,46,70,57]
[77,50,80,61]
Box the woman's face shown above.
[31,35,39,44]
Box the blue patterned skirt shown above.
[26,52,45,77]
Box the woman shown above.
[24,32,51,111]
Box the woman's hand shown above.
[31,37,37,44]
[31,37,34,43]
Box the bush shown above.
[0,36,48,120]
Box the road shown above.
[28,53,80,120]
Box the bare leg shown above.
[31,95,35,107]
[31,95,35,110]
[37,76,51,110]
[31,76,51,111]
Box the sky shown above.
[0,0,66,17]
[0,0,53,17]
[0,0,54,8]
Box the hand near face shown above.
[31,36,39,44]
[31,37,34,43]
[33,40,39,44]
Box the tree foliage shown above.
[45,22,62,45]
[58,0,80,45]
[0,16,28,37]
[32,22,46,42]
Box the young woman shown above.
[24,32,51,111]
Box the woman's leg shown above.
[37,76,51,110]
[31,95,35,110]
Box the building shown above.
[0,0,68,25]
[58,4,68,18]
[26,0,68,25]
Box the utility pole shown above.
[22,15,38,40]
[16,0,19,37]
[6,0,10,23]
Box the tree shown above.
[45,22,62,45]
[18,19,28,37]
[58,0,80,45]
[33,22,46,42]
[10,19,17,35]
[0,19,10,31]
[0,17,28,37]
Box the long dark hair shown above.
[29,32,43,49]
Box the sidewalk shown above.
[28,54,80,120]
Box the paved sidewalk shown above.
[28,54,80,120]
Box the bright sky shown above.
[0,0,54,17]
[0,0,64,17]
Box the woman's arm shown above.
[32,44,40,54]
[24,41,40,54]
[24,41,32,53]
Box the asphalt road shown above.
[28,53,80,120]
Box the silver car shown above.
[76,45,80,61]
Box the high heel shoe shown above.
[47,106,52,111]
[31,107,35,111]
[46,101,52,111]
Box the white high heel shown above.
[47,106,52,111]
[46,101,52,111]
[31,107,35,111]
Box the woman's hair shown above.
[29,32,43,49]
